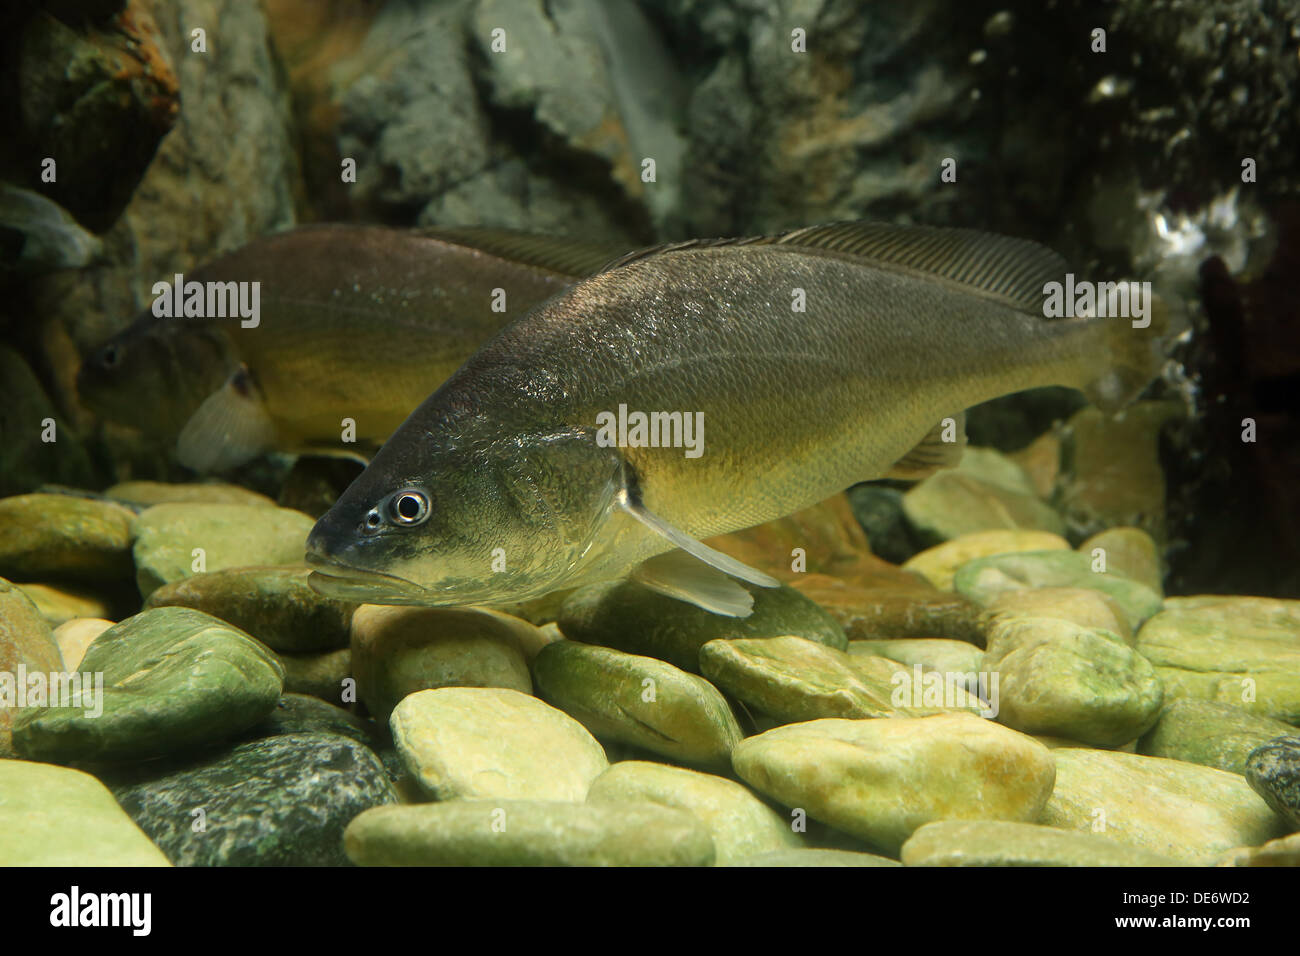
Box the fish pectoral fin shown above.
[176,364,277,473]
[884,412,966,480]
[632,550,756,618]
[617,491,780,590]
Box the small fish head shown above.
[77,318,231,435]
[306,428,622,607]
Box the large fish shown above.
[76,224,621,471]
[306,222,1167,617]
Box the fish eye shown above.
[99,345,121,369]
[388,489,430,526]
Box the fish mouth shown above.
[305,555,433,605]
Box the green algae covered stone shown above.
[350,605,535,723]
[0,759,169,866]
[1040,748,1288,864]
[726,848,901,867]
[390,687,608,801]
[145,564,355,653]
[586,760,800,864]
[900,820,1181,867]
[130,503,315,598]
[345,800,715,866]
[903,529,1070,591]
[1136,596,1300,723]
[0,493,135,583]
[903,472,1067,542]
[954,549,1163,630]
[983,615,1163,747]
[702,635,982,725]
[733,713,1055,855]
[105,481,277,508]
[533,641,741,768]
[1137,699,1296,774]
[13,607,283,763]
[848,638,984,676]
[0,578,63,756]
[701,635,897,722]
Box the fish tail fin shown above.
[1081,293,1170,414]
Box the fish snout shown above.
[306,498,392,565]
[305,513,348,567]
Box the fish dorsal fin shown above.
[774,222,1071,312]
[176,364,277,473]
[598,235,771,275]
[632,550,756,618]
[416,226,629,278]
[602,221,1070,314]
[885,412,967,480]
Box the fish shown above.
[76,224,623,472]
[306,221,1168,617]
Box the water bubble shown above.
[1088,75,1133,102]
[983,10,1014,38]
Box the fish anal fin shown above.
[885,412,966,480]
[632,550,755,618]
[176,364,277,473]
